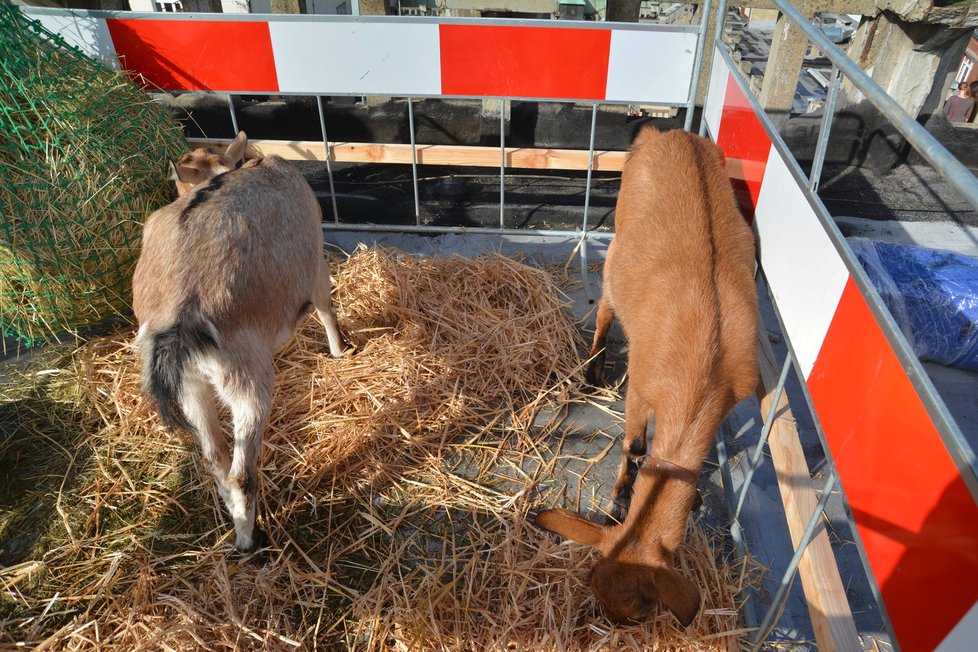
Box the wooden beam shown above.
[186,138,757,185]
[755,331,862,652]
[187,138,630,172]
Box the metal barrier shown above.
[702,3,978,651]
[24,6,717,294]
[23,4,978,651]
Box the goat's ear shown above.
[168,161,179,182]
[175,154,207,182]
[536,509,609,550]
[222,131,248,167]
[650,567,700,627]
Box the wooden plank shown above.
[756,331,862,652]
[187,138,629,171]
[186,137,754,182]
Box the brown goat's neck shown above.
[612,463,699,565]
[644,456,699,488]
[651,412,723,474]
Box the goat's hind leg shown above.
[312,267,345,358]
[180,373,234,520]
[585,295,614,387]
[215,351,274,553]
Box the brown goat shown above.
[133,132,345,553]
[536,127,758,625]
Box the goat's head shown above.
[170,131,249,197]
[535,471,701,626]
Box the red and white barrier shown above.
[705,45,978,652]
[25,9,697,104]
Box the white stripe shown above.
[605,30,697,105]
[22,10,118,70]
[753,149,850,379]
[269,22,441,96]
[937,600,978,652]
[702,45,729,140]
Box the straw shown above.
[1,248,751,650]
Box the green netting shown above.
[0,4,187,351]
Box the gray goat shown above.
[133,132,344,552]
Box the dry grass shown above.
[0,247,750,650]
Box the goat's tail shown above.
[142,308,218,432]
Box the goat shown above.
[536,126,758,626]
[133,132,345,553]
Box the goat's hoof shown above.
[606,500,630,525]
[584,367,606,392]
[584,369,603,388]
[584,353,606,387]
[235,527,270,555]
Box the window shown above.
[956,56,974,83]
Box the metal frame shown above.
[28,7,702,31]
[701,34,896,644]
[703,17,978,501]
[24,7,700,106]
[700,1,978,644]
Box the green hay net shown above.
[0,4,187,350]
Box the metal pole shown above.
[500,103,506,229]
[316,96,340,223]
[699,0,729,137]
[734,352,792,521]
[751,473,837,648]
[580,103,599,303]
[684,0,714,132]
[581,103,598,234]
[227,94,238,135]
[323,222,616,240]
[407,97,421,226]
[809,65,841,193]
[772,0,978,212]
[715,423,759,630]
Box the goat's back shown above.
[607,127,757,416]
[133,156,323,339]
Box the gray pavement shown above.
[328,229,894,649]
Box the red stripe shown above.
[106,19,278,92]
[715,74,769,221]
[439,25,610,100]
[807,277,978,652]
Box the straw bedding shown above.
[0,247,749,650]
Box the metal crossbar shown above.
[714,421,759,630]
[685,0,714,132]
[751,473,837,648]
[809,65,840,193]
[500,107,506,229]
[316,96,340,224]
[408,97,421,225]
[733,352,792,522]
[226,94,239,136]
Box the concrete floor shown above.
[326,229,894,649]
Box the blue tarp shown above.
[848,238,978,371]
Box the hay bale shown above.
[0,5,187,350]
[0,249,751,650]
